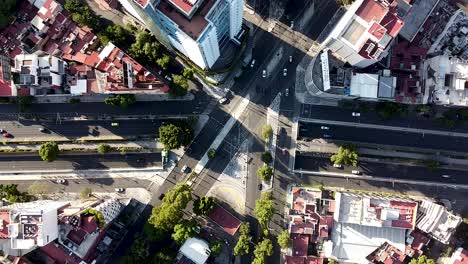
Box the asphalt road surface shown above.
[300,104,468,133]
[298,122,468,152]
[0,152,161,171]
[0,119,167,141]
[295,154,467,185]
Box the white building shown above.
[322,0,410,68]
[416,200,462,244]
[0,200,69,256]
[93,198,123,225]
[117,0,244,69]
[176,237,211,264]
[13,53,65,95]
[350,71,396,99]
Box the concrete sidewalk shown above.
[34,93,194,104]
[0,140,161,152]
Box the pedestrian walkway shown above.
[0,140,161,152]
[34,93,194,104]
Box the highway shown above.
[294,154,466,185]
[0,152,161,171]
[0,119,168,141]
[298,121,468,152]
[300,104,468,133]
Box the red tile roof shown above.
[453,249,468,264]
[0,211,10,238]
[286,256,308,264]
[41,243,83,264]
[168,0,195,14]
[291,234,309,257]
[369,22,387,40]
[356,0,388,23]
[81,216,98,233]
[381,12,404,37]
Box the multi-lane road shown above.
[298,122,468,152]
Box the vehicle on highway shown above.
[352,112,361,117]
[218,97,228,104]
[333,163,342,168]
[2,132,10,138]
[351,170,361,175]
[320,126,329,130]
[262,70,266,78]
[285,88,289,96]
[56,179,66,184]
[115,188,125,193]
[38,127,47,133]
[258,184,262,191]
[111,122,119,127]
[250,59,256,67]
[289,56,292,63]
[0,129,4,133]
[181,165,188,173]
[283,68,287,76]
[323,134,332,138]
[158,193,165,200]
[441,175,451,178]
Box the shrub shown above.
[97,143,112,154]
[261,152,272,163]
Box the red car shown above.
[2,132,10,138]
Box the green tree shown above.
[261,124,273,143]
[0,184,29,203]
[17,95,33,112]
[39,142,59,162]
[252,239,273,264]
[169,75,189,97]
[121,235,149,263]
[376,102,408,120]
[162,183,192,210]
[157,55,171,70]
[254,192,276,229]
[210,240,223,256]
[234,222,252,256]
[83,208,105,228]
[172,219,199,244]
[150,247,176,264]
[336,0,355,5]
[277,229,291,249]
[208,148,216,159]
[0,0,16,29]
[193,196,216,216]
[330,144,358,167]
[158,121,194,150]
[98,24,130,46]
[97,143,112,154]
[261,152,272,163]
[105,94,136,108]
[257,164,273,181]
[183,68,195,79]
[27,181,49,196]
[80,187,92,199]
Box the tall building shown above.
[118,0,244,69]
[322,0,411,68]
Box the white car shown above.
[333,164,342,168]
[115,188,125,193]
[352,112,361,117]
[351,170,361,175]
[441,175,451,178]
[181,165,188,173]
[262,70,266,78]
[164,75,172,82]
[56,179,66,184]
[289,56,293,63]
[285,88,289,96]
[218,97,228,104]
[250,59,256,68]
[320,126,329,130]
[283,68,287,76]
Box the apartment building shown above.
[118,0,244,69]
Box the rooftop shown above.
[366,242,406,264]
[157,0,215,40]
[207,204,241,236]
[355,0,388,23]
[291,233,309,257]
[449,248,468,264]
[399,0,440,41]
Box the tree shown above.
[105,94,136,108]
[39,142,59,162]
[0,0,16,29]
[169,75,189,97]
[277,229,291,249]
[80,187,92,199]
[183,68,195,79]
[193,196,216,216]
[252,239,273,264]
[210,240,223,256]
[17,95,33,112]
[376,102,407,120]
[83,208,106,228]
[28,181,49,196]
[158,121,194,150]
[162,183,192,209]
[123,235,149,262]
[98,24,130,46]
[257,164,273,181]
[234,222,252,256]
[151,247,176,264]
[254,192,276,229]
[261,152,272,163]
[409,255,436,264]
[336,0,355,5]
[261,124,273,143]
[157,55,171,70]
[208,148,216,159]
[0,184,29,203]
[97,143,112,154]
[330,144,358,167]
[172,219,199,244]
